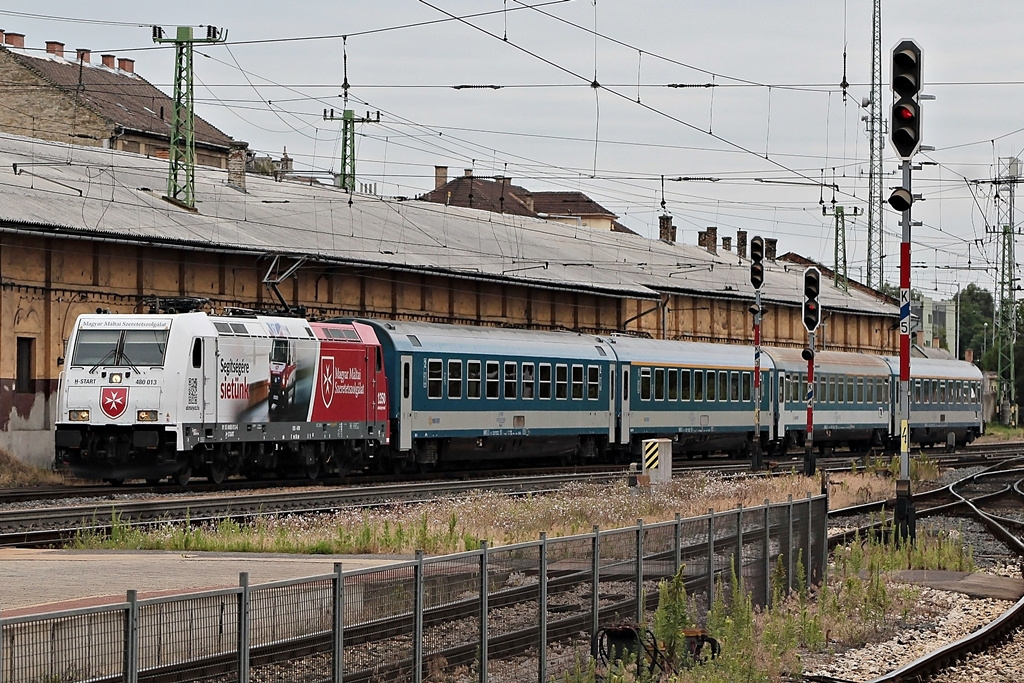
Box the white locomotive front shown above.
[55,314,188,484]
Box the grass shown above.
[559,521,974,683]
[0,448,64,486]
[71,471,901,554]
[978,422,1024,442]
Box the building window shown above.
[16,337,33,394]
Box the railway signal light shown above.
[802,267,821,332]
[749,236,765,289]
[890,40,922,160]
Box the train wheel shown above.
[301,445,320,481]
[174,467,191,487]
[208,459,228,485]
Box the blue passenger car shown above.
[883,356,983,448]
[766,348,891,453]
[606,337,774,458]
[358,320,616,467]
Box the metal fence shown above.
[0,494,826,683]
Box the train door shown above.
[399,354,413,450]
[186,337,217,428]
[607,363,616,443]
[619,366,631,445]
[774,371,784,442]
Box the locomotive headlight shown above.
[110,373,123,384]
[137,410,158,422]
[69,410,90,421]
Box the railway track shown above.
[820,458,1024,682]
[2,440,1018,509]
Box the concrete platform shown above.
[0,548,408,617]
[889,570,1024,601]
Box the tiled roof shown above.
[418,175,536,216]
[2,48,232,149]
[531,191,616,218]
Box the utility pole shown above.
[322,108,380,191]
[865,0,885,290]
[995,157,1019,426]
[152,25,227,210]
[888,39,924,542]
[801,267,821,476]
[823,204,861,292]
[749,237,766,471]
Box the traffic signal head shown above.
[890,40,923,160]
[802,267,821,332]
[749,236,765,289]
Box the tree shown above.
[956,284,994,367]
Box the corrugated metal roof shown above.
[0,133,897,317]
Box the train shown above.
[53,311,985,485]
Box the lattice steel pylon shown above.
[865,0,885,290]
[995,157,1019,425]
[152,25,227,209]
[824,204,861,292]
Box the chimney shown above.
[722,236,732,252]
[6,33,25,49]
[464,168,473,177]
[434,166,448,190]
[75,48,90,63]
[933,335,941,349]
[965,348,974,364]
[736,230,748,259]
[765,238,778,261]
[658,214,676,244]
[45,41,64,58]
[697,230,706,249]
[0,31,6,45]
[227,140,248,193]
[101,54,115,68]
[279,146,292,173]
[705,226,718,254]
[117,57,134,74]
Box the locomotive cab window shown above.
[71,328,169,367]
[191,339,202,368]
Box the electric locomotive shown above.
[54,312,389,484]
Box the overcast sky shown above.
[3,1,1023,300]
